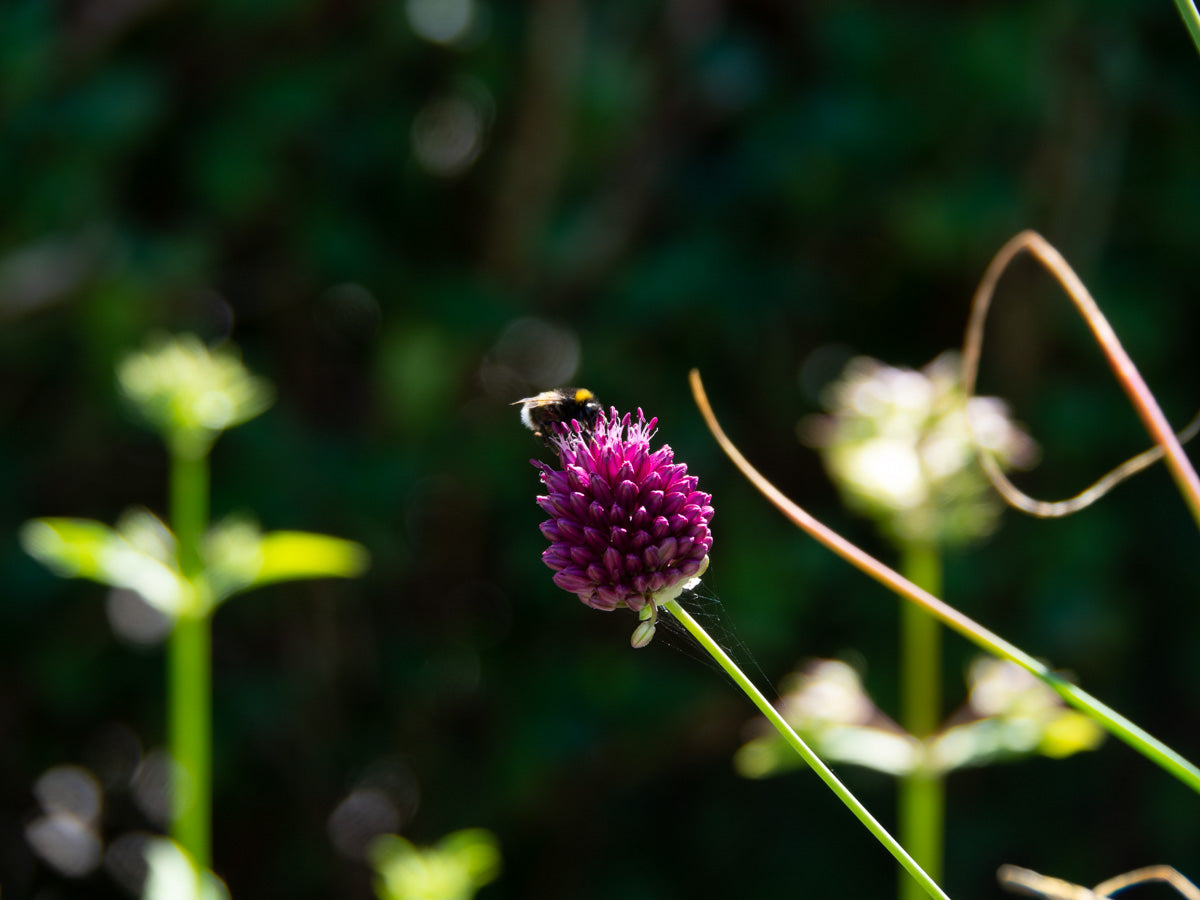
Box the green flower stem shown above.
[168,442,212,869]
[689,368,1200,795]
[899,541,944,900]
[169,612,211,868]
[1174,0,1200,58]
[662,598,952,900]
[171,444,209,582]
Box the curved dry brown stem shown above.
[687,368,1027,654]
[962,230,1200,527]
[998,865,1101,899]
[1093,866,1200,899]
[998,863,1200,900]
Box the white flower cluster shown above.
[118,334,273,457]
[811,352,1037,545]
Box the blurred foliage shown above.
[369,829,500,900]
[734,657,1104,779]
[21,510,368,618]
[2,1,1199,898]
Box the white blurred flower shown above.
[118,333,272,457]
[809,352,1036,546]
[142,838,229,900]
[737,656,1104,779]
[838,438,927,510]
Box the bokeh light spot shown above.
[132,749,177,827]
[25,813,102,877]
[34,765,102,824]
[107,587,173,646]
[315,282,382,346]
[406,0,478,46]
[328,788,401,860]
[411,94,488,177]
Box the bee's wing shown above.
[512,392,560,407]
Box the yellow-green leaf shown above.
[255,531,370,585]
[21,516,188,616]
[21,518,119,580]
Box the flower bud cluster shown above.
[533,409,713,616]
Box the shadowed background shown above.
[2,1,1199,897]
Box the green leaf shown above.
[438,829,501,888]
[736,725,920,778]
[734,658,921,778]
[926,658,1107,771]
[369,829,500,900]
[257,531,370,584]
[205,517,369,603]
[21,514,189,616]
[929,717,1040,771]
[1038,711,1106,759]
[21,518,121,580]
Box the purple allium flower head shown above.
[533,408,714,615]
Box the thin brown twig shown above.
[688,368,1028,660]
[997,865,1101,900]
[998,863,1200,899]
[1093,866,1200,900]
[961,230,1200,526]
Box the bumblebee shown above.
[516,387,602,447]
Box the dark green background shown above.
[2,1,1198,897]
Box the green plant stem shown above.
[1174,0,1200,58]
[168,443,212,869]
[662,598,952,900]
[898,541,944,900]
[169,612,211,867]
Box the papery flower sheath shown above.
[533,408,714,620]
